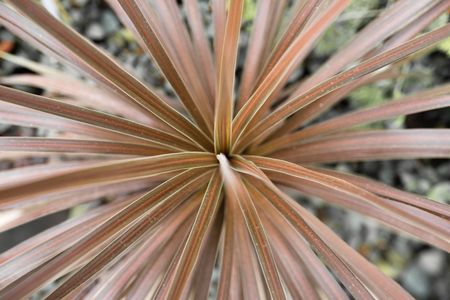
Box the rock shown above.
[0,59,16,75]
[101,12,120,36]
[85,23,105,41]
[400,172,419,192]
[73,0,89,6]
[428,183,450,204]
[0,124,10,134]
[434,272,450,300]
[70,10,83,23]
[437,162,450,177]
[418,250,446,275]
[401,264,430,299]
[0,30,14,42]
[417,178,431,194]
[379,161,395,185]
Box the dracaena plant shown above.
[0,0,449,299]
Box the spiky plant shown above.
[0,0,449,299]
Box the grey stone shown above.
[401,265,430,298]
[86,23,105,41]
[73,0,89,6]
[0,124,10,134]
[418,250,446,275]
[0,30,14,41]
[428,183,450,204]
[101,12,120,35]
[437,162,450,177]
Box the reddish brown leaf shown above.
[214,0,244,153]
[154,170,222,299]
[236,24,450,152]
[2,1,213,150]
[272,129,450,163]
[218,154,286,299]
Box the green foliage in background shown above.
[315,0,379,56]
[349,85,385,108]
[243,0,257,22]
[430,12,450,56]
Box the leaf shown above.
[153,171,222,299]
[189,207,223,299]
[0,199,129,288]
[292,191,415,300]
[212,0,227,70]
[0,50,61,76]
[254,0,321,89]
[0,52,154,118]
[312,167,450,219]
[2,1,213,150]
[249,183,347,300]
[218,154,286,299]
[216,182,240,300]
[293,0,436,96]
[0,85,197,151]
[49,174,206,299]
[267,169,450,251]
[273,129,450,163]
[268,65,399,137]
[0,73,155,123]
[231,190,266,300]
[0,137,168,156]
[214,0,244,153]
[236,24,450,152]
[369,1,450,60]
[237,0,288,108]
[72,195,200,300]
[124,201,197,299]
[0,180,153,232]
[231,0,350,150]
[184,0,216,101]
[0,169,210,299]
[152,0,215,114]
[116,0,214,137]
[276,0,438,134]
[247,155,450,247]
[232,157,375,299]
[0,102,133,142]
[0,152,216,208]
[256,85,450,155]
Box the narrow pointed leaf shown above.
[237,0,289,108]
[0,152,216,207]
[214,0,244,153]
[117,0,214,136]
[277,0,438,134]
[0,169,210,299]
[0,200,130,288]
[236,24,450,151]
[218,154,286,299]
[257,86,450,155]
[273,129,450,163]
[154,171,222,299]
[232,0,350,149]
[232,157,375,299]
[313,167,450,219]
[0,85,198,151]
[48,181,206,300]
[0,137,168,156]
[185,0,216,101]
[2,1,213,150]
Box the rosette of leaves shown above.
[0,0,449,299]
